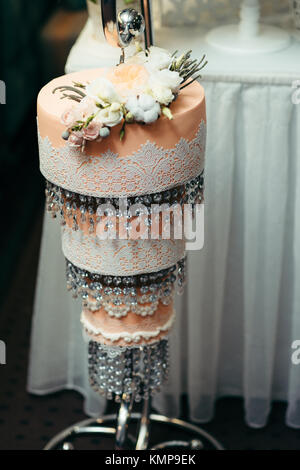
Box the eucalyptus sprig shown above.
[170,50,208,90]
[53,84,86,103]
[72,81,86,89]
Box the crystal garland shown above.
[45,171,204,235]
[66,257,186,317]
[88,339,169,403]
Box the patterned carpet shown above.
[0,210,300,450]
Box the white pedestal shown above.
[206,24,291,55]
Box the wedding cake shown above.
[37,44,206,401]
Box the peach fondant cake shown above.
[37,45,206,401]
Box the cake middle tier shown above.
[62,226,185,275]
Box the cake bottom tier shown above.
[82,301,175,347]
[84,300,174,402]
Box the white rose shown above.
[146,46,173,71]
[86,78,122,106]
[151,69,182,92]
[147,69,182,105]
[126,50,148,66]
[149,84,174,106]
[126,46,172,71]
[95,103,123,127]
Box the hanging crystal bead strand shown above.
[45,181,59,219]
[88,340,170,402]
[177,257,187,295]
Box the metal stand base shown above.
[44,411,224,450]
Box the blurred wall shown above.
[160,0,291,27]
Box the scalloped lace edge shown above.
[81,309,175,342]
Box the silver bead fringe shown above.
[66,257,187,313]
[88,339,169,403]
[45,171,204,232]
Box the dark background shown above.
[0,0,86,306]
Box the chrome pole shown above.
[140,0,154,48]
[101,0,119,48]
[115,393,135,450]
[136,396,150,450]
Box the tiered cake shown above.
[37,46,206,402]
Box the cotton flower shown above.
[85,77,122,107]
[126,94,161,124]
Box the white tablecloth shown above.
[28,24,300,428]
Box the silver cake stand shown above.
[44,0,223,452]
[44,394,224,450]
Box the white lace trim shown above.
[38,120,206,198]
[82,330,167,351]
[81,309,175,343]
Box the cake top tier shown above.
[37,60,206,197]
[38,68,206,157]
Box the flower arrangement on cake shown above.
[53,46,207,149]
